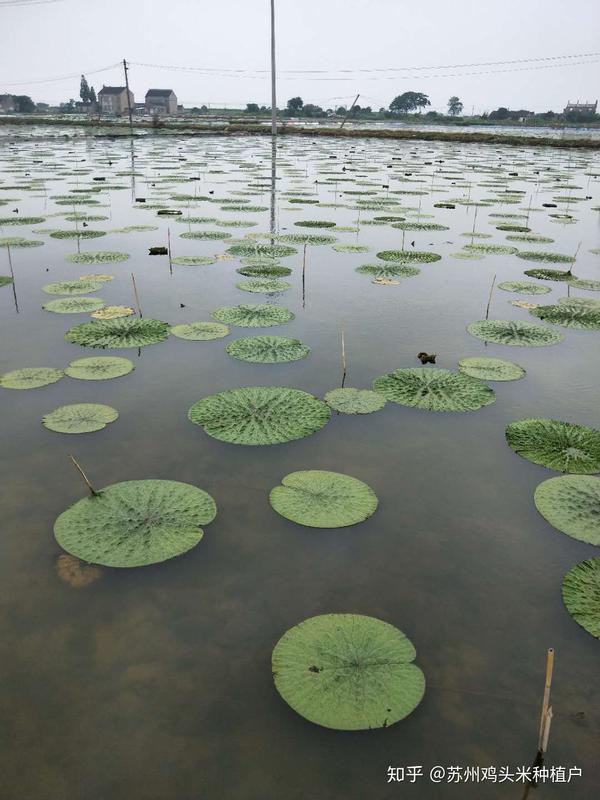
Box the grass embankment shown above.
[1,115,599,149]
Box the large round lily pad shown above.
[534,475,600,545]
[529,303,600,331]
[43,280,103,295]
[0,367,64,390]
[270,470,378,528]
[170,321,230,341]
[43,297,105,314]
[54,479,217,567]
[65,318,170,349]
[324,388,386,414]
[373,367,495,412]
[467,319,563,347]
[562,558,600,638]
[188,386,331,445]
[458,357,525,382]
[65,356,134,380]
[212,304,294,328]
[497,281,551,295]
[66,251,130,264]
[376,250,440,264]
[226,335,310,364]
[42,403,119,434]
[272,614,425,730]
[506,419,600,474]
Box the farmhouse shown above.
[98,86,134,116]
[145,89,178,116]
[563,100,598,115]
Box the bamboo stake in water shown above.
[569,242,581,274]
[302,243,307,309]
[538,648,555,750]
[485,274,497,320]
[69,454,99,496]
[340,325,347,387]
[167,227,173,275]
[131,273,143,318]
[6,242,19,313]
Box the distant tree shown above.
[489,106,510,120]
[336,106,347,115]
[286,96,304,113]
[447,96,463,116]
[425,110,439,118]
[80,75,90,104]
[14,95,35,113]
[390,92,430,114]
[246,103,260,113]
[302,103,324,117]
[89,86,96,104]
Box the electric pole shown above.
[340,94,360,129]
[123,58,134,136]
[270,0,277,135]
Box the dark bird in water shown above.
[410,240,415,247]
[12,208,18,213]
[179,303,186,308]
[417,352,436,364]
[82,222,88,227]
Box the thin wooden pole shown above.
[340,325,347,387]
[69,454,98,496]
[131,273,143,318]
[123,59,134,136]
[301,243,307,309]
[485,273,497,320]
[340,93,360,129]
[270,0,277,136]
[6,242,19,313]
[537,648,555,750]
[167,227,173,275]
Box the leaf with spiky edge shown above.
[373,367,495,412]
[188,386,331,445]
[65,318,170,349]
[534,475,600,545]
[506,419,600,474]
[467,319,563,347]
[272,614,425,730]
[562,558,600,638]
[54,479,216,567]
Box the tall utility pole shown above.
[122,58,134,136]
[270,0,277,135]
[340,93,360,129]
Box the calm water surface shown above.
[1,130,599,799]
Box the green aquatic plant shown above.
[294,220,336,228]
[506,419,600,473]
[227,243,297,258]
[376,250,441,264]
[506,234,554,243]
[458,357,526,382]
[170,321,230,341]
[391,221,449,231]
[0,276,13,287]
[356,264,421,278]
[497,281,551,295]
[568,278,600,292]
[54,479,217,567]
[272,614,425,730]
[66,251,130,264]
[49,229,106,239]
[463,244,518,255]
[180,230,233,240]
[43,279,103,295]
[534,475,600,545]
[270,471,378,528]
[91,306,134,320]
[236,278,291,293]
[529,303,600,330]
[188,386,331,445]
[523,268,575,282]
[562,558,600,638]
[517,251,575,263]
[373,367,495,412]
[42,403,118,434]
[43,297,105,314]
[0,216,45,225]
[279,233,336,245]
[332,244,370,253]
[324,387,386,414]
[0,237,43,248]
[236,265,292,277]
[212,304,295,327]
[171,256,217,266]
[226,335,310,363]
[65,317,170,349]
[65,356,134,381]
[467,319,563,347]
[0,367,64,390]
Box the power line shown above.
[0,0,63,6]
[1,62,121,86]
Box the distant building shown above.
[563,100,598,115]
[145,89,178,116]
[98,86,134,116]
[0,94,16,113]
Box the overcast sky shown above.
[2,0,599,112]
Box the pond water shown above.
[1,129,599,799]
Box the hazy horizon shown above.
[2,0,599,113]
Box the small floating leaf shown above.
[212,304,294,328]
[534,475,600,545]
[65,318,170,349]
[42,403,118,434]
[373,367,495,412]
[43,297,105,314]
[506,419,600,474]
[497,281,551,295]
[324,387,386,414]
[467,319,563,347]
[226,335,310,363]
[458,357,525,382]
[0,367,64,390]
[170,321,230,341]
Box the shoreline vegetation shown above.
[1,115,599,148]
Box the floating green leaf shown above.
[0,367,64,390]
[376,250,441,264]
[171,256,217,266]
[463,244,518,255]
[467,319,563,347]
[226,335,309,363]
[170,321,230,341]
[373,367,495,412]
[517,251,574,263]
[66,251,130,264]
[506,419,600,474]
[43,297,105,314]
[270,470,378,528]
[272,614,425,730]
[180,230,232,240]
[562,558,600,638]
[458,357,525,382]
[534,475,600,545]
[54,479,217,567]
[529,303,600,330]
[332,244,370,253]
[188,386,331,445]
[236,278,291,293]
[65,356,134,381]
[356,263,420,278]
[227,243,297,258]
[42,403,118,434]
[568,279,600,292]
[523,268,575,282]
[324,387,386,414]
[212,304,294,327]
[237,265,292,277]
[497,281,551,295]
[65,318,170,349]
[43,279,103,295]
